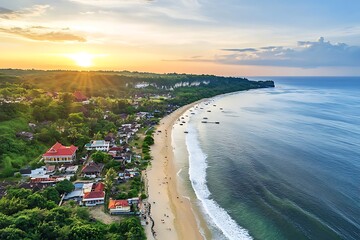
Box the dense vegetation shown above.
[0,186,145,240]
[0,69,274,98]
[0,69,273,177]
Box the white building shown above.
[85,140,110,152]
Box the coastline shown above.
[145,100,209,240]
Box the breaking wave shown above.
[186,124,253,240]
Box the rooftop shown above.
[43,142,77,157]
[108,199,129,209]
[83,191,105,199]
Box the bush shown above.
[55,180,74,194]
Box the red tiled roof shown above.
[109,147,123,152]
[73,91,88,101]
[43,142,77,157]
[93,182,105,192]
[108,199,129,209]
[83,191,104,199]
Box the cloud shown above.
[221,48,258,52]
[217,38,360,68]
[0,5,85,42]
[0,26,86,42]
[0,5,50,19]
[68,0,207,22]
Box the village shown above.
[7,90,176,227]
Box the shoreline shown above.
[145,100,209,240]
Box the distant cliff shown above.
[0,69,274,101]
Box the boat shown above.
[201,121,207,123]
[180,124,183,126]
[191,112,195,115]
[182,121,186,123]
[184,131,189,133]
[207,110,211,112]
[215,122,220,124]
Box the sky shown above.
[0,0,360,76]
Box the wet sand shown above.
[145,101,206,240]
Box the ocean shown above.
[172,77,360,240]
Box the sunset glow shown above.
[68,52,94,68]
[0,1,360,75]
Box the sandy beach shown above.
[145,101,206,240]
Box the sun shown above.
[70,52,94,67]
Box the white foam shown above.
[186,124,253,240]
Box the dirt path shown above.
[88,206,122,224]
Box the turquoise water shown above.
[185,77,360,240]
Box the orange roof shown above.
[108,199,129,209]
[73,91,88,101]
[83,191,105,199]
[43,142,77,157]
[93,182,105,192]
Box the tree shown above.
[92,131,102,140]
[55,180,74,194]
[0,213,13,229]
[74,207,90,221]
[67,127,81,144]
[41,187,61,204]
[0,197,27,215]
[27,193,48,209]
[92,151,110,163]
[68,112,84,124]
[104,168,117,193]
[69,224,103,240]
[143,135,154,145]
[0,227,26,240]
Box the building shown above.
[73,91,88,102]
[83,191,105,206]
[108,199,131,214]
[42,142,77,164]
[82,182,105,206]
[81,162,104,178]
[84,140,110,152]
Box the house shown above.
[19,167,32,176]
[16,131,34,141]
[82,182,105,206]
[83,191,105,206]
[81,162,104,178]
[84,140,110,152]
[63,182,105,206]
[45,165,56,174]
[65,165,79,174]
[63,189,83,201]
[73,91,88,102]
[104,133,116,146]
[108,199,131,214]
[42,142,77,164]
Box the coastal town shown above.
[0,69,273,239]
[1,89,178,232]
